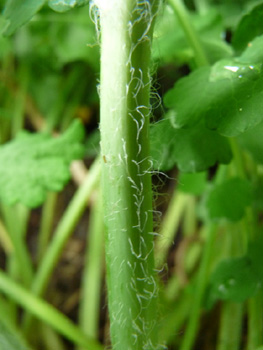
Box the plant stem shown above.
[0,204,33,287]
[166,0,209,67]
[11,63,28,137]
[182,196,197,236]
[229,138,256,239]
[155,191,189,268]
[159,292,192,345]
[216,302,243,350]
[229,138,246,179]
[194,0,210,14]
[78,190,104,342]
[97,0,160,349]
[39,324,66,350]
[180,224,217,350]
[229,139,263,349]
[247,294,263,350]
[0,218,13,254]
[23,157,100,330]
[0,270,103,350]
[37,192,57,262]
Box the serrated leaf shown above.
[164,36,263,137]
[0,120,85,208]
[48,0,89,12]
[202,178,252,222]
[150,118,232,173]
[0,320,28,350]
[3,0,46,36]
[232,2,263,53]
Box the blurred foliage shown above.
[0,3,99,140]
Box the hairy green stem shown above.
[97,0,160,349]
[166,0,209,67]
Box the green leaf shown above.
[238,35,263,65]
[9,4,100,71]
[232,2,263,53]
[150,118,232,172]
[153,6,232,65]
[0,120,85,208]
[177,172,207,195]
[202,177,252,222]
[201,37,233,65]
[238,120,263,164]
[205,237,263,308]
[3,0,46,36]
[48,0,89,13]
[0,320,28,350]
[164,66,210,127]
[164,43,263,137]
[213,1,252,29]
[54,21,99,67]
[205,256,259,309]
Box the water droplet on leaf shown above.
[224,66,239,73]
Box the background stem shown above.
[216,302,243,350]
[23,158,100,330]
[166,0,209,67]
[78,190,104,343]
[37,192,57,262]
[0,270,103,350]
[180,224,217,350]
